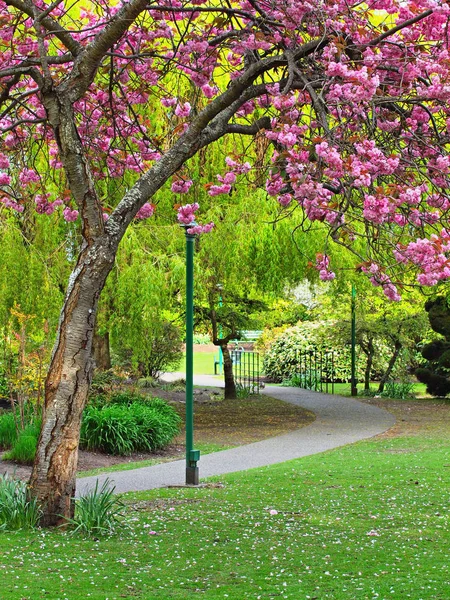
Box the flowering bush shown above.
[262,322,403,383]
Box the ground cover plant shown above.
[0,391,314,480]
[0,397,449,599]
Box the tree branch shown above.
[367,9,433,46]
[226,116,272,135]
[4,0,81,56]
[67,0,149,100]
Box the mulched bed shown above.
[0,385,313,481]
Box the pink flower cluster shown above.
[35,194,63,215]
[315,254,336,281]
[177,202,199,225]
[171,179,193,194]
[394,231,450,286]
[135,203,155,220]
[177,202,214,235]
[362,264,401,302]
[63,207,79,222]
[208,158,251,197]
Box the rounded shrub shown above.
[81,405,139,455]
[262,322,356,383]
[80,398,181,455]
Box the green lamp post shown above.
[351,284,358,397]
[217,283,223,375]
[182,222,200,485]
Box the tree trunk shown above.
[92,329,112,371]
[29,243,115,526]
[221,343,237,400]
[361,338,375,391]
[378,340,402,393]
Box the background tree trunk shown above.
[220,343,237,400]
[361,337,375,392]
[29,244,114,526]
[92,329,112,371]
[378,340,402,393]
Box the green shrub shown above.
[81,405,139,455]
[282,371,321,391]
[90,370,124,395]
[137,376,158,389]
[0,370,9,399]
[67,479,124,536]
[80,399,181,455]
[108,391,150,406]
[3,421,41,464]
[0,474,42,530]
[135,321,183,378]
[235,383,252,399]
[0,412,18,449]
[262,323,355,383]
[130,403,181,450]
[380,381,415,400]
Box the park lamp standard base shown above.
[186,466,199,485]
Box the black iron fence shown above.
[292,349,337,393]
[231,349,261,394]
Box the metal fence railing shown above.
[294,349,336,394]
[231,350,261,394]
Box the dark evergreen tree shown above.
[416,297,450,397]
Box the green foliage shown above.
[282,371,321,391]
[81,405,140,455]
[3,421,41,464]
[90,370,125,395]
[0,370,9,399]
[0,474,42,531]
[136,376,158,388]
[416,296,450,397]
[262,322,356,383]
[66,479,125,537]
[107,391,151,406]
[235,382,252,398]
[137,321,184,378]
[193,333,211,345]
[80,399,181,455]
[0,412,17,449]
[380,381,415,400]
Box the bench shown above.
[214,345,245,374]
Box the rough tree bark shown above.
[360,337,375,392]
[29,243,115,525]
[217,341,237,400]
[92,330,112,372]
[377,340,403,393]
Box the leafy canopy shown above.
[0,1,449,297]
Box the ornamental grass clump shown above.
[2,420,41,464]
[0,412,17,449]
[80,398,181,455]
[67,479,124,537]
[0,474,41,530]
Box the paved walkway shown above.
[76,375,395,496]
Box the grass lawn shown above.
[314,381,428,397]
[1,399,449,599]
[176,351,217,375]
[176,350,262,376]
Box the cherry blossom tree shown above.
[1,0,449,524]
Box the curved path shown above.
[76,375,395,496]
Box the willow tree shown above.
[1,1,449,524]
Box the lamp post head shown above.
[180,221,197,238]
